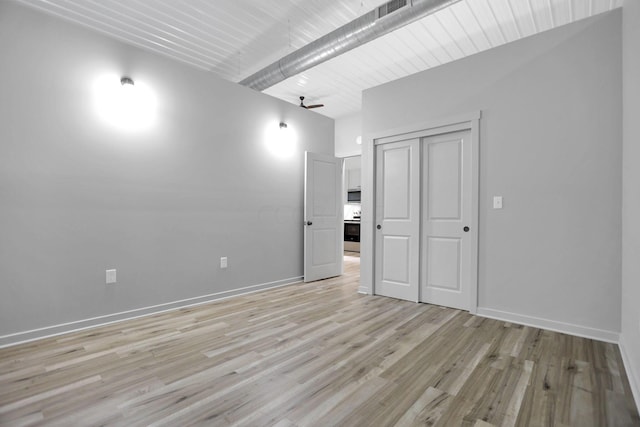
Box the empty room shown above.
[1,0,639,425]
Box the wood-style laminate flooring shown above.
[1,254,638,426]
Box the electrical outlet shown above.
[106,269,116,284]
[220,257,228,269]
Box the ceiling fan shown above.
[299,96,324,109]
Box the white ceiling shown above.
[18,0,622,119]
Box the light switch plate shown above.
[106,269,116,284]
[220,257,228,269]
[493,196,503,209]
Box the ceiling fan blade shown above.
[306,104,324,109]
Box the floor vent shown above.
[378,0,408,19]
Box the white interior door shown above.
[304,152,343,282]
[374,139,420,302]
[421,130,474,310]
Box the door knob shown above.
[376,224,382,230]
[306,221,313,226]
[463,226,469,232]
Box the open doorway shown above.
[342,155,361,266]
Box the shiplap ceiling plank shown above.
[572,0,591,20]
[492,0,524,41]
[401,25,443,68]
[17,0,622,119]
[436,7,480,57]
[452,1,494,53]
[509,0,538,37]
[467,0,505,47]
[529,0,555,32]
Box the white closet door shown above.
[421,130,473,310]
[374,139,420,302]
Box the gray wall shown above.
[362,11,622,335]
[335,113,362,158]
[0,2,334,340]
[622,0,640,404]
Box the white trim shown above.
[367,111,481,144]
[360,128,375,296]
[375,122,474,145]
[357,286,370,294]
[468,116,480,315]
[0,276,303,348]
[619,334,640,411]
[475,307,620,343]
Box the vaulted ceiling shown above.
[18,0,622,119]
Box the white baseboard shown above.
[619,334,640,412]
[0,276,303,348]
[475,307,620,343]
[357,286,370,294]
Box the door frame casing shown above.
[360,111,481,313]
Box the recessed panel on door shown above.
[428,138,462,220]
[312,228,337,266]
[427,237,461,291]
[383,147,412,220]
[313,160,337,217]
[382,236,410,284]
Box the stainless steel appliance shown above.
[344,220,360,252]
[347,190,361,203]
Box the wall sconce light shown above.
[93,73,157,132]
[265,121,296,159]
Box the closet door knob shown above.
[463,226,469,232]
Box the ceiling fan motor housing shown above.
[299,96,324,109]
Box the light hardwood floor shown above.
[1,254,638,426]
